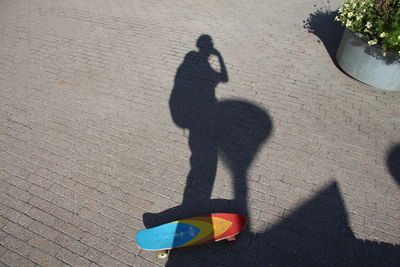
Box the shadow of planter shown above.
[387,144,400,186]
[336,29,400,91]
[303,6,344,67]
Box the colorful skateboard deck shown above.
[136,213,247,251]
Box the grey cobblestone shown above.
[1,249,37,267]
[28,248,66,267]
[1,0,399,266]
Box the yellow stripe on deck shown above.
[174,216,232,247]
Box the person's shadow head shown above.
[196,34,214,57]
[387,144,400,186]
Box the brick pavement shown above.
[1,0,399,266]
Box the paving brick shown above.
[1,250,36,267]
[55,234,89,257]
[107,246,136,265]
[98,254,130,267]
[2,234,33,257]
[28,185,56,202]
[84,247,105,264]
[28,221,60,241]
[251,200,285,217]
[53,220,85,241]
[28,248,65,267]
[4,184,32,203]
[28,233,62,256]
[260,211,284,225]
[0,245,7,258]
[4,207,34,228]
[134,256,161,267]
[56,248,91,267]
[3,220,33,242]
[79,221,114,244]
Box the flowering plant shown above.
[335,0,400,55]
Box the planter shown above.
[336,29,400,91]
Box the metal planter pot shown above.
[336,29,400,91]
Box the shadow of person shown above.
[140,35,399,266]
[143,35,272,230]
[387,144,400,186]
[170,35,228,211]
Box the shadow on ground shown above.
[143,34,272,227]
[303,2,344,67]
[165,182,400,266]
[387,144,400,186]
[141,34,399,266]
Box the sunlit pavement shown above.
[1,0,399,266]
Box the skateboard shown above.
[136,213,247,259]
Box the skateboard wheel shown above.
[157,251,169,259]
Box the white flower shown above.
[356,15,363,21]
[379,32,388,38]
[346,20,353,27]
[335,16,340,21]
[367,39,378,45]
[348,12,354,17]
[366,21,372,29]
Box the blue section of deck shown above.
[136,222,200,250]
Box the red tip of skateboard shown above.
[211,213,247,240]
